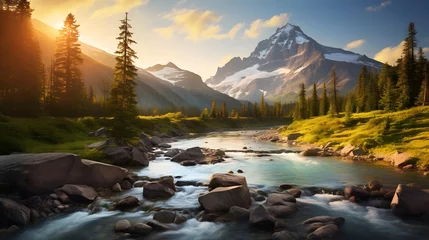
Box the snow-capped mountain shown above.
[206,23,382,102]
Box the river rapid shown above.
[11,130,429,240]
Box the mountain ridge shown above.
[206,23,382,102]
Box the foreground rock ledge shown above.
[0,153,128,195]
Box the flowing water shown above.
[11,130,429,240]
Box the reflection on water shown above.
[11,130,429,240]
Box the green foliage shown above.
[320,82,329,115]
[298,83,307,119]
[210,100,218,118]
[200,108,209,120]
[109,13,138,143]
[329,68,339,117]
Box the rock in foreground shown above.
[199,185,251,212]
[391,184,429,216]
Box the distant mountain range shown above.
[206,23,382,102]
[32,20,241,110]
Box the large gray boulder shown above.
[150,136,164,146]
[301,216,345,239]
[104,146,132,165]
[199,185,252,212]
[0,153,128,195]
[57,184,98,201]
[87,139,114,150]
[344,186,370,201]
[0,198,31,227]
[208,173,248,191]
[391,184,429,216]
[249,205,276,231]
[115,196,140,210]
[171,147,205,162]
[139,132,153,149]
[143,177,176,199]
[130,147,149,166]
[165,149,182,157]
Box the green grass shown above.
[281,106,429,169]
[0,114,291,159]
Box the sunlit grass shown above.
[281,106,429,168]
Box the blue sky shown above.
[32,0,429,79]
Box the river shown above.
[11,130,429,240]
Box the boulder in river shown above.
[128,222,152,235]
[0,153,128,195]
[301,216,345,239]
[130,147,149,166]
[368,180,383,191]
[150,136,164,146]
[344,186,369,201]
[165,149,182,157]
[115,196,139,210]
[57,184,98,201]
[391,184,429,216]
[199,185,251,212]
[300,148,321,157]
[248,205,276,231]
[112,183,122,192]
[158,143,172,149]
[147,221,171,231]
[143,177,176,199]
[208,173,248,191]
[104,146,132,166]
[115,219,131,232]
[139,132,153,149]
[0,198,31,227]
[266,193,296,205]
[180,160,197,166]
[389,151,414,168]
[228,206,251,220]
[153,210,176,223]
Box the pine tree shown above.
[329,68,339,117]
[110,13,138,143]
[252,102,259,118]
[416,65,429,106]
[345,94,353,120]
[210,100,218,118]
[153,107,158,116]
[378,63,393,96]
[320,82,328,115]
[53,13,85,116]
[310,83,319,117]
[365,71,380,111]
[397,22,417,109]
[260,92,266,117]
[298,83,306,119]
[201,108,209,120]
[0,0,43,116]
[356,66,368,112]
[223,102,228,118]
[379,78,397,111]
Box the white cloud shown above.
[154,8,244,41]
[345,39,366,50]
[91,0,150,19]
[366,1,392,12]
[244,13,289,38]
[374,41,405,64]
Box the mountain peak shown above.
[166,62,179,69]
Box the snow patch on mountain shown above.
[148,67,184,85]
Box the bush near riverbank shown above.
[0,114,291,157]
[281,106,429,169]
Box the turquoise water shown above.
[11,130,429,240]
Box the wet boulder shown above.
[199,185,251,212]
[344,186,369,201]
[266,193,296,205]
[301,216,345,239]
[228,206,251,220]
[0,198,31,227]
[165,149,182,157]
[368,180,383,191]
[115,219,131,232]
[180,160,197,166]
[266,202,297,218]
[115,196,139,210]
[128,222,152,235]
[249,205,276,231]
[130,147,149,166]
[104,146,132,165]
[57,184,98,201]
[158,143,172,149]
[391,184,429,216]
[287,188,302,198]
[143,183,175,199]
[150,136,164,146]
[272,230,300,240]
[139,132,153,149]
[208,173,248,191]
[153,210,176,223]
[300,148,321,157]
[147,221,171,231]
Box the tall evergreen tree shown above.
[345,94,353,119]
[397,22,417,109]
[380,78,398,111]
[320,82,328,115]
[0,0,43,116]
[260,92,266,117]
[310,83,319,117]
[416,65,429,106]
[53,13,85,116]
[210,100,218,118]
[221,101,228,118]
[365,71,380,111]
[298,83,307,119]
[329,68,339,117]
[110,13,138,143]
[356,66,368,112]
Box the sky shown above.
[31,0,429,80]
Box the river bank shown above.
[2,129,429,240]
[256,107,429,173]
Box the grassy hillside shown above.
[0,114,290,160]
[281,106,429,169]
